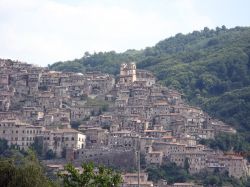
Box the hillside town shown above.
[0,58,248,187]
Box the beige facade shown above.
[170,152,207,174]
[108,131,138,149]
[145,151,163,165]
[81,127,108,148]
[119,63,137,85]
[0,119,85,157]
[122,172,153,187]
[0,120,44,150]
[43,128,86,157]
[218,155,248,178]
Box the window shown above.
[71,137,74,141]
[3,130,5,134]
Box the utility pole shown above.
[138,136,140,187]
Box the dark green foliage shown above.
[0,150,57,187]
[45,149,56,160]
[49,51,141,75]
[194,170,243,187]
[200,133,244,152]
[204,87,250,131]
[61,148,66,159]
[147,162,250,186]
[147,162,190,184]
[101,124,111,131]
[184,158,190,173]
[199,133,250,161]
[0,139,8,154]
[71,121,81,130]
[38,85,49,91]
[49,26,250,137]
[31,137,44,156]
[140,153,147,169]
[58,162,123,187]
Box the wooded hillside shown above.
[49,26,250,132]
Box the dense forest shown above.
[49,26,250,137]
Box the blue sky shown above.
[0,0,249,67]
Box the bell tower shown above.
[119,62,137,85]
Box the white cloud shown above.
[0,0,214,66]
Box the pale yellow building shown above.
[0,119,44,150]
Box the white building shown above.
[0,119,86,157]
[43,128,86,157]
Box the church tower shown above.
[119,62,137,85]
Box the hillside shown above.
[49,26,250,132]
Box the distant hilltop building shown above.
[119,62,156,87]
[119,62,137,85]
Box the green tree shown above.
[31,137,43,156]
[58,162,123,187]
[0,150,57,187]
[45,149,56,160]
[147,162,190,184]
[0,139,8,154]
[71,121,81,130]
[184,158,190,173]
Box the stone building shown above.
[119,63,137,86]
[108,130,139,149]
[122,172,153,187]
[170,152,207,174]
[0,119,44,150]
[218,155,248,178]
[81,127,108,148]
[136,69,156,87]
[145,151,163,165]
[76,147,137,171]
[42,128,86,157]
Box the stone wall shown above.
[75,148,137,171]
